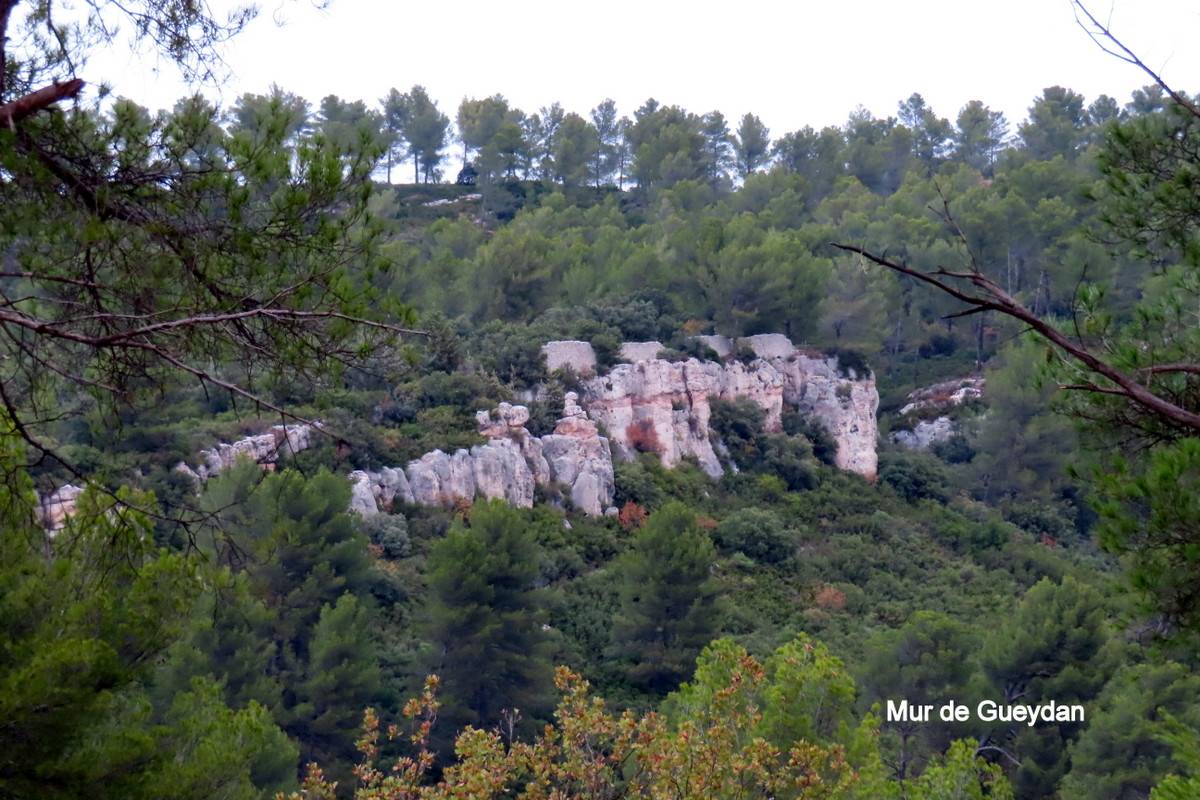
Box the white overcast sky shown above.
[87,0,1198,135]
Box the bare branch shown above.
[1072,1,1200,120]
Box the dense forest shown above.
[2,1,1200,799]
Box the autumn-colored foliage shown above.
[283,657,860,800]
[815,585,848,611]
[619,501,649,529]
[626,419,661,453]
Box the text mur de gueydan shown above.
[886,699,1085,727]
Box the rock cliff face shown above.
[37,334,881,530]
[576,335,879,480]
[194,423,317,480]
[352,396,615,517]
[771,352,878,478]
[35,484,84,531]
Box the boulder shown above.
[471,438,535,507]
[619,341,665,363]
[541,340,597,376]
[195,423,317,479]
[406,450,467,507]
[899,377,985,416]
[347,471,380,516]
[892,416,957,450]
[693,334,733,359]
[737,333,796,360]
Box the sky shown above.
[85,0,1199,137]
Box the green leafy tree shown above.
[1,68,409,480]
[627,100,709,191]
[402,85,450,183]
[1152,715,1200,800]
[713,507,792,563]
[1019,86,1089,160]
[316,94,384,154]
[292,594,382,771]
[861,612,980,780]
[380,87,410,183]
[192,463,381,775]
[553,112,597,187]
[898,93,953,173]
[590,98,622,187]
[909,740,1014,800]
[700,110,735,187]
[773,125,845,204]
[609,502,724,693]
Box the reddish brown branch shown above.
[0,78,85,127]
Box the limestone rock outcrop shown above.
[892,416,957,450]
[899,377,984,416]
[35,484,84,531]
[619,341,664,363]
[693,334,733,359]
[37,334,881,531]
[195,423,317,479]
[351,395,615,517]
[541,340,597,376]
[540,393,615,516]
[771,353,879,478]
[579,335,879,480]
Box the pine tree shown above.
[423,501,554,747]
[291,594,381,770]
[609,502,724,693]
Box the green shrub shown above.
[760,435,820,491]
[782,410,839,467]
[879,451,951,503]
[709,397,766,469]
[361,513,412,558]
[614,457,664,508]
[714,508,793,563]
[825,347,871,378]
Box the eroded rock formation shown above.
[352,396,615,517]
[892,416,957,450]
[38,334,881,530]
[579,335,879,480]
[899,377,984,416]
[541,340,597,376]
[35,484,84,531]
[194,423,317,480]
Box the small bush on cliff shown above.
[783,409,839,466]
[709,397,767,468]
[826,347,871,379]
